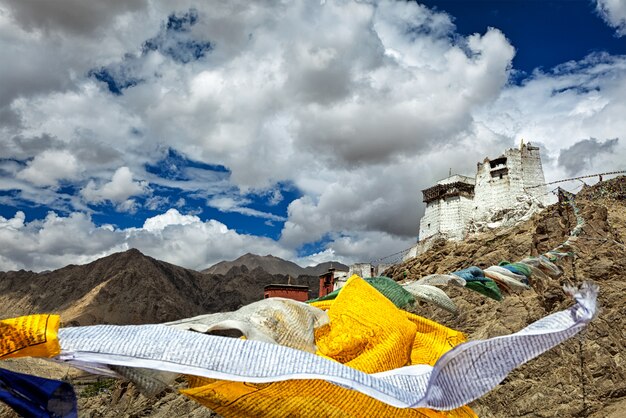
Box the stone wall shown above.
[520,145,550,205]
[419,200,441,240]
[474,155,516,220]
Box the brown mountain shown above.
[0,248,317,326]
[202,253,348,276]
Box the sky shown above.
[1,0,625,272]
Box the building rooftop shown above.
[436,174,476,186]
[264,284,309,290]
[422,180,476,203]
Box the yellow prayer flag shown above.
[181,277,475,417]
[0,314,61,359]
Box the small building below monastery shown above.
[264,284,310,302]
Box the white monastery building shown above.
[406,141,550,259]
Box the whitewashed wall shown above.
[438,195,474,240]
[520,146,550,205]
[419,201,441,240]
[419,175,475,241]
[332,271,349,291]
[418,143,550,245]
[474,156,515,220]
[349,263,372,278]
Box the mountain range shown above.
[0,249,324,326]
[202,253,348,276]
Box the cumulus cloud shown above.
[81,167,148,206]
[0,211,124,271]
[3,1,515,191]
[0,209,291,272]
[475,53,626,182]
[142,208,200,232]
[16,150,82,186]
[0,210,25,230]
[0,0,157,128]
[596,0,626,36]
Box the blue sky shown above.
[1,0,625,271]
[421,0,626,75]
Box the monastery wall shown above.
[406,142,550,262]
[474,162,512,219]
[438,195,474,240]
[419,201,440,241]
[520,146,550,205]
[472,144,549,222]
[419,174,475,241]
[349,263,373,279]
[420,195,473,241]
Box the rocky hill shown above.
[202,252,348,276]
[0,248,318,326]
[384,176,626,417]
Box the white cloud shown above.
[144,195,171,211]
[475,53,626,182]
[207,196,286,222]
[267,189,283,206]
[116,199,140,214]
[294,230,415,268]
[0,209,291,272]
[296,248,347,268]
[2,0,626,268]
[325,231,415,265]
[0,210,25,230]
[142,208,200,232]
[6,0,515,191]
[16,149,82,186]
[0,211,124,271]
[0,208,415,272]
[81,166,148,206]
[596,0,626,36]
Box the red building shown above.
[264,284,309,302]
[318,268,336,298]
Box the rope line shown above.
[525,170,626,189]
